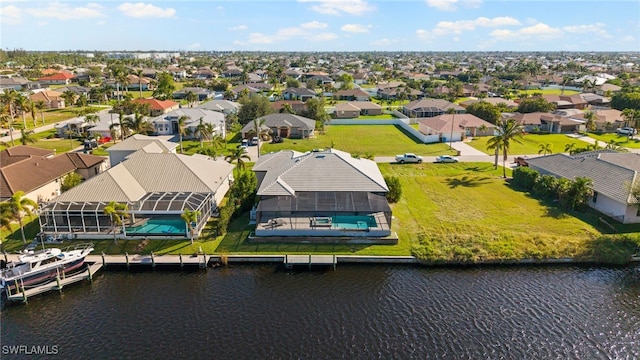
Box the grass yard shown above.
[378,162,628,262]
[468,133,590,155]
[517,89,580,96]
[352,114,396,120]
[0,129,83,152]
[587,132,640,149]
[261,125,455,156]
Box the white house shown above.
[150,108,226,139]
[106,134,178,166]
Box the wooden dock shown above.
[284,254,337,270]
[87,253,210,269]
[5,262,103,303]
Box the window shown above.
[592,191,598,203]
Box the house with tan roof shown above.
[240,113,316,139]
[251,149,393,240]
[417,114,495,142]
[30,90,65,109]
[334,101,383,118]
[38,150,235,239]
[527,151,640,224]
[1,146,106,204]
[106,134,178,166]
[335,88,371,101]
[403,99,464,118]
[541,94,588,110]
[569,109,624,132]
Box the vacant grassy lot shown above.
[379,162,635,262]
[587,132,640,149]
[468,133,590,155]
[261,125,455,156]
[1,129,83,152]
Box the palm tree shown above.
[7,191,38,244]
[225,146,251,177]
[1,88,19,122]
[185,91,197,108]
[181,209,201,244]
[252,117,269,158]
[197,146,219,160]
[35,100,46,125]
[567,177,594,211]
[564,142,577,155]
[61,90,77,108]
[85,113,100,126]
[30,101,37,126]
[194,118,212,148]
[0,202,14,250]
[122,111,154,135]
[15,94,31,129]
[538,143,553,155]
[19,128,36,145]
[486,118,524,178]
[133,69,145,99]
[210,133,225,150]
[445,108,456,149]
[583,110,597,134]
[177,115,190,153]
[110,65,126,102]
[103,201,128,244]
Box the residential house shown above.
[252,149,393,238]
[132,98,180,117]
[418,114,495,143]
[230,84,262,99]
[595,83,622,96]
[150,108,226,139]
[173,87,214,101]
[569,109,624,132]
[241,113,315,139]
[284,68,304,80]
[270,100,306,115]
[334,101,382,118]
[54,118,93,138]
[505,112,546,133]
[86,112,122,140]
[197,100,241,114]
[580,93,611,108]
[541,94,588,110]
[1,146,106,204]
[460,97,519,109]
[0,77,38,91]
[38,150,235,239]
[403,98,464,118]
[106,134,178,166]
[526,151,640,224]
[352,72,370,85]
[55,85,90,97]
[37,72,75,85]
[29,90,65,109]
[282,87,317,102]
[335,88,371,101]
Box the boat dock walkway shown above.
[86,253,210,269]
[284,254,337,270]
[5,262,103,303]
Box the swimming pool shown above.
[125,219,186,235]
[331,216,376,230]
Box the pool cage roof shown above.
[256,191,391,213]
[42,192,211,213]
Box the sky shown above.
[1,0,639,52]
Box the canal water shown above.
[2,264,639,359]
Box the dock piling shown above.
[308,254,312,269]
[125,252,129,269]
[55,269,62,293]
[179,253,183,268]
[3,251,7,263]
[20,279,27,303]
[87,263,93,283]
[101,252,106,269]
[333,254,337,271]
[151,251,155,268]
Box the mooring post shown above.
[101,251,106,270]
[179,253,183,268]
[202,253,207,269]
[151,251,155,268]
[308,254,312,269]
[55,268,62,292]
[21,278,27,303]
[3,251,7,263]
[125,252,129,269]
[87,263,93,283]
[333,254,336,271]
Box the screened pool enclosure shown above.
[38,192,213,238]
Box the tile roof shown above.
[106,134,178,152]
[241,113,316,133]
[253,149,388,196]
[417,114,495,132]
[132,98,179,111]
[1,150,77,199]
[526,151,639,204]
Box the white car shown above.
[616,127,637,135]
[435,155,459,163]
[395,153,423,163]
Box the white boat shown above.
[0,243,94,291]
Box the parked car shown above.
[514,156,529,167]
[239,139,249,153]
[395,153,423,163]
[616,127,637,135]
[250,136,259,146]
[435,155,459,163]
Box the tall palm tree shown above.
[29,101,37,126]
[225,146,251,177]
[194,118,212,148]
[61,90,77,108]
[103,201,128,244]
[564,142,577,155]
[486,118,524,178]
[0,107,15,147]
[538,143,553,155]
[210,133,225,150]
[0,202,14,250]
[185,91,197,108]
[252,117,271,158]
[583,110,597,134]
[35,100,47,125]
[122,111,154,135]
[85,113,100,126]
[181,209,201,244]
[1,88,19,122]
[445,108,456,149]
[7,191,38,244]
[197,146,219,160]
[19,128,36,146]
[177,115,190,153]
[110,65,126,102]
[133,69,145,99]
[15,94,31,129]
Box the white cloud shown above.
[562,22,611,38]
[228,25,248,31]
[370,38,398,46]
[301,21,327,29]
[310,32,338,41]
[426,0,482,11]
[1,5,22,24]
[299,0,375,16]
[416,16,520,40]
[246,32,275,44]
[490,23,563,40]
[25,2,105,20]
[341,24,371,33]
[117,2,175,18]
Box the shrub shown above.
[512,167,539,190]
[384,175,402,203]
[533,174,559,198]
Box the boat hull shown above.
[2,257,87,291]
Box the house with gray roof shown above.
[197,100,241,114]
[106,134,178,166]
[526,151,640,224]
[251,149,393,239]
[38,150,235,239]
[403,99,464,118]
[150,108,226,140]
[240,113,316,140]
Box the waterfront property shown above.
[251,149,393,239]
[38,149,235,239]
[526,150,640,224]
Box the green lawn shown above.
[517,89,580,96]
[379,162,633,262]
[261,125,455,156]
[587,132,640,149]
[352,114,396,120]
[468,133,590,155]
[0,129,83,152]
